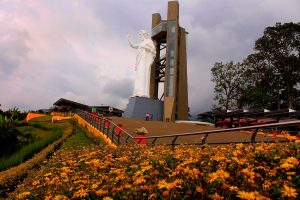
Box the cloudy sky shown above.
[0,0,299,114]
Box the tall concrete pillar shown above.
[150,1,188,122]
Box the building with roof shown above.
[53,98,123,116]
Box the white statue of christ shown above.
[127,30,156,98]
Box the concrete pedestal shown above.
[123,97,163,121]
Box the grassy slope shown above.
[61,126,95,149]
[0,117,75,195]
[0,117,65,171]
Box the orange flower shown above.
[281,185,298,198]
[133,176,146,185]
[229,186,238,192]
[157,180,175,190]
[95,189,108,196]
[53,195,69,200]
[285,157,299,166]
[32,180,40,186]
[103,197,113,200]
[72,189,89,198]
[280,162,295,170]
[17,191,31,199]
[216,169,230,180]
[208,172,218,183]
[237,191,255,200]
[210,193,224,200]
[237,191,270,200]
[196,186,203,193]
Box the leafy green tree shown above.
[244,22,300,109]
[211,61,245,110]
[239,53,280,109]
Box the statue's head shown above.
[138,30,149,41]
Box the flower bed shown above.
[12,142,299,199]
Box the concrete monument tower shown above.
[151,0,189,122]
[124,0,188,122]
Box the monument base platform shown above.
[123,97,163,121]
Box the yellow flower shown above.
[44,173,52,177]
[73,189,89,198]
[157,180,173,190]
[286,171,296,176]
[54,195,69,200]
[124,184,132,189]
[134,176,146,185]
[262,181,271,191]
[95,189,108,196]
[229,186,239,192]
[237,191,255,200]
[285,157,299,166]
[281,185,298,198]
[280,162,295,170]
[210,193,224,200]
[196,186,203,193]
[61,166,72,173]
[32,180,40,186]
[208,172,218,183]
[169,179,183,189]
[141,165,152,172]
[237,191,271,200]
[103,197,113,200]
[17,191,31,199]
[216,169,230,180]
[241,168,251,175]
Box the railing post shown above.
[201,132,209,145]
[117,134,121,145]
[111,125,116,144]
[251,128,259,143]
[126,136,131,144]
[99,119,103,132]
[171,136,178,150]
[106,124,109,137]
[152,138,158,146]
[97,119,100,130]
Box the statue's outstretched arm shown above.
[127,33,138,49]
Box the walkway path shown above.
[110,117,285,144]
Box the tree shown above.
[245,22,300,109]
[211,61,245,110]
[240,53,280,109]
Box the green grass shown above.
[62,125,104,149]
[0,117,105,171]
[0,119,64,171]
[61,126,95,149]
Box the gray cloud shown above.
[103,78,133,99]
[0,0,299,114]
[0,26,30,77]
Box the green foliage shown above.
[61,125,97,149]
[242,22,300,109]
[211,61,245,110]
[0,126,63,171]
[3,107,27,121]
[0,113,18,130]
[211,22,300,110]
